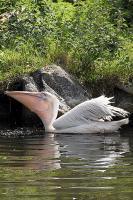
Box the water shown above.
[0,127,132,200]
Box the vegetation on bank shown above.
[0,0,133,85]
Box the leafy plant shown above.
[0,0,132,84]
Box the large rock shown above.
[33,65,90,107]
[115,81,133,113]
[31,64,91,113]
[117,81,133,95]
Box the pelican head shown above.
[5,91,59,132]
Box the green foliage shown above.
[0,49,46,80]
[109,0,133,27]
[0,0,132,83]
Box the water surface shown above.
[0,127,133,200]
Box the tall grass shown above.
[0,0,132,84]
[0,49,46,80]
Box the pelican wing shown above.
[53,95,129,130]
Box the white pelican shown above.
[5,91,129,133]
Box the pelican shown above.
[5,91,129,133]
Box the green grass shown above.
[0,49,47,80]
[0,0,132,85]
[92,41,133,82]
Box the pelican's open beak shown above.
[5,91,48,113]
[5,91,58,130]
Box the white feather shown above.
[53,95,129,130]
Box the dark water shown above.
[0,127,133,200]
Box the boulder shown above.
[115,81,133,113]
[117,81,133,95]
[33,65,90,107]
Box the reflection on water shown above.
[0,127,133,199]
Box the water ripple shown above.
[0,127,132,199]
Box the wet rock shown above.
[37,64,90,107]
[31,64,91,115]
[115,80,133,113]
[117,81,133,95]
[23,76,38,92]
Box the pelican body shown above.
[5,91,129,133]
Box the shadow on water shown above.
[0,127,132,199]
